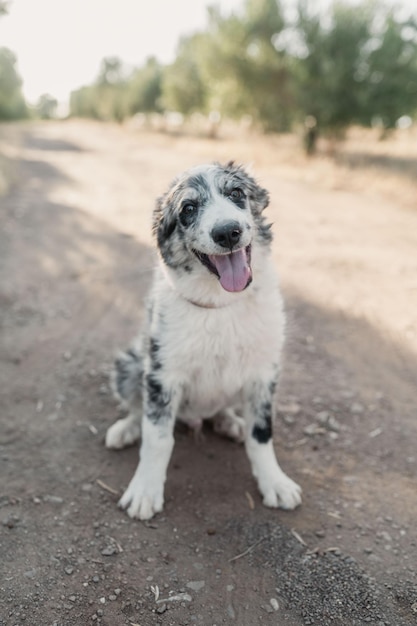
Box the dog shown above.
[105,161,302,520]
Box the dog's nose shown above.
[211,221,243,249]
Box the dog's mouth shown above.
[193,245,252,293]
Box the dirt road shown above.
[1,121,416,625]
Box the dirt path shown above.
[1,120,416,626]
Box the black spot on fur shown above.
[153,194,178,258]
[126,348,140,361]
[186,173,212,203]
[268,378,277,396]
[113,349,144,402]
[149,337,162,370]
[145,373,171,423]
[252,412,272,443]
[257,219,273,244]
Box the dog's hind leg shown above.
[106,411,141,449]
[106,346,143,449]
[213,408,245,443]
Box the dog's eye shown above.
[179,202,198,226]
[230,188,243,201]
[181,203,197,216]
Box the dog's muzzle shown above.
[194,244,252,293]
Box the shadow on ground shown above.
[334,150,417,182]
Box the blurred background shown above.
[0,0,416,150]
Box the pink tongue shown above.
[208,248,251,292]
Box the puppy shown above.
[106,162,302,520]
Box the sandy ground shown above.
[0,120,416,626]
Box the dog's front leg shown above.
[118,374,179,520]
[244,376,302,510]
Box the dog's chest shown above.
[159,296,284,417]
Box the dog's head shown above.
[152,162,271,294]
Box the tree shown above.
[36,93,58,119]
[70,56,129,122]
[360,10,417,130]
[294,0,374,137]
[199,0,295,131]
[128,57,163,115]
[292,0,417,150]
[161,36,207,116]
[0,47,27,120]
[70,85,100,119]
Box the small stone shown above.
[277,402,301,415]
[101,545,117,556]
[68,595,76,602]
[3,515,19,529]
[156,603,167,614]
[315,529,326,538]
[186,581,205,592]
[43,495,64,504]
[64,567,74,575]
[108,594,117,601]
[270,598,279,611]
[63,351,72,361]
[304,423,325,436]
[316,410,331,423]
[92,575,100,583]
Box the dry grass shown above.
[2,119,416,209]
[125,118,417,210]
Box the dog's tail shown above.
[111,346,144,406]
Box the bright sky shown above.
[0,0,242,103]
[0,0,415,104]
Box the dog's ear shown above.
[152,193,177,246]
[223,161,269,214]
[249,182,269,214]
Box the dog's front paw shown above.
[105,415,141,449]
[260,472,302,510]
[118,469,164,520]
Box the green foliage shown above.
[0,47,27,120]
[68,0,417,140]
[360,11,417,128]
[70,56,129,122]
[128,57,163,114]
[36,93,58,119]
[201,0,294,131]
[293,0,375,132]
[294,0,417,137]
[161,36,207,116]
